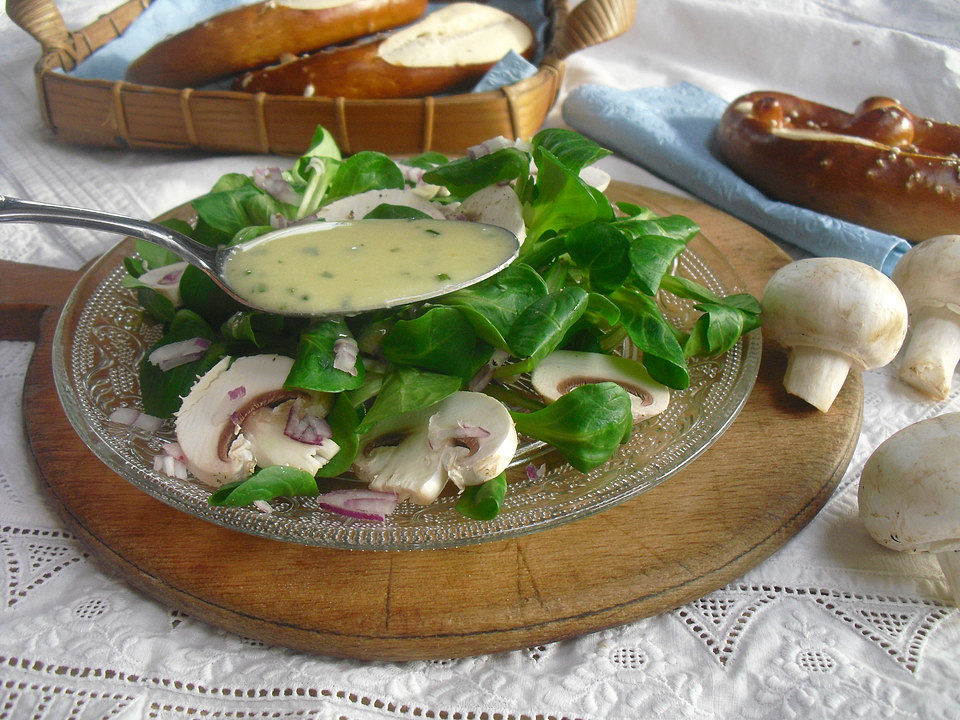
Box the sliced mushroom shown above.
[530,350,670,422]
[426,391,517,489]
[242,399,341,476]
[353,407,447,504]
[458,184,527,245]
[175,354,300,486]
[353,391,517,504]
[318,188,445,221]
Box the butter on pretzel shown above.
[715,91,960,242]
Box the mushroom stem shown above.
[936,549,960,608]
[899,307,960,400]
[783,346,852,412]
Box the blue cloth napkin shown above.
[562,82,910,275]
[70,0,252,81]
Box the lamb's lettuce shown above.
[138,309,225,418]
[121,122,762,519]
[323,151,405,203]
[357,366,461,435]
[510,382,633,473]
[438,263,548,350]
[455,473,508,520]
[285,319,365,393]
[382,306,493,381]
[208,465,318,507]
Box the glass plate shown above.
[52,233,761,550]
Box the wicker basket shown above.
[7,0,636,155]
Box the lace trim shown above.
[674,583,952,673]
[1,525,87,607]
[0,656,576,720]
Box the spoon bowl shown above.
[0,195,520,316]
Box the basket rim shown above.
[19,0,640,154]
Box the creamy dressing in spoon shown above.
[222,219,517,315]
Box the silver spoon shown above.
[0,194,520,316]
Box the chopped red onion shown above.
[317,489,399,522]
[153,452,188,479]
[284,402,333,445]
[467,350,510,391]
[526,462,546,481]
[467,136,530,159]
[228,385,247,402]
[162,441,185,461]
[252,167,300,205]
[147,338,211,371]
[109,407,164,432]
[253,500,274,514]
[333,336,359,376]
[397,163,426,184]
[157,267,184,285]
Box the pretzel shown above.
[125,0,428,88]
[232,2,536,99]
[715,91,960,242]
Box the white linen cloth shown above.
[2,0,960,718]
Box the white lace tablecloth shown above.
[2,1,959,717]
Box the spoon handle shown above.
[0,194,218,273]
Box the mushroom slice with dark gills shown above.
[531,350,670,422]
[353,391,517,505]
[175,354,335,486]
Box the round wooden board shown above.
[14,183,862,660]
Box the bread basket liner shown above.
[8,0,637,155]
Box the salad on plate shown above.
[118,126,761,523]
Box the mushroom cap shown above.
[530,350,670,422]
[761,257,908,370]
[891,234,960,313]
[859,412,960,553]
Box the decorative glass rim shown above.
[51,234,761,551]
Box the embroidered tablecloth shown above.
[1,1,958,717]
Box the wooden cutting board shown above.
[2,183,862,660]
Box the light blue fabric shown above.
[562,82,910,275]
[70,0,255,81]
[472,50,538,93]
[69,0,548,93]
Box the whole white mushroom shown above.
[858,412,960,607]
[891,234,960,400]
[761,257,908,412]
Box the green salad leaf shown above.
[455,473,508,520]
[120,122,762,517]
[208,465,319,507]
[285,319,365,393]
[511,383,633,473]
